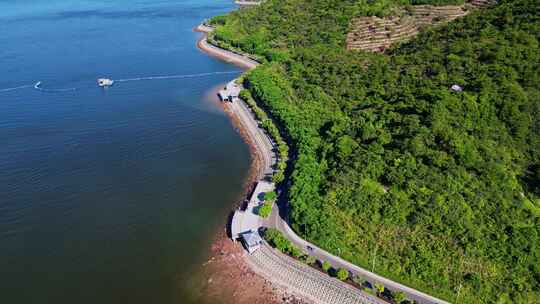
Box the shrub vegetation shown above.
[263,191,277,202]
[264,228,302,257]
[322,261,332,273]
[258,202,273,218]
[336,268,349,281]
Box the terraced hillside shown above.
[347,15,421,52]
[469,0,498,8]
[410,5,467,26]
[347,1,494,52]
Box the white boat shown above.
[97,78,114,87]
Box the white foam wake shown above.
[33,81,77,92]
[115,70,240,82]
[0,84,34,93]
[0,71,241,94]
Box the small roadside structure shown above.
[240,230,263,254]
[450,84,463,92]
[218,80,241,102]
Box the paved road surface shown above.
[231,98,275,179]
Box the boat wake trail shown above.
[33,81,77,92]
[115,71,240,82]
[0,84,34,93]
[1,71,240,94]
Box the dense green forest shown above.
[211,0,540,302]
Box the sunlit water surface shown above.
[0,1,250,303]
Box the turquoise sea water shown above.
[0,1,250,303]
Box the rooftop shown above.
[242,230,263,247]
[218,80,242,102]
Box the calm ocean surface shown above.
[0,1,250,303]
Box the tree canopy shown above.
[213,0,540,302]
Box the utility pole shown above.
[371,245,378,273]
[456,255,464,303]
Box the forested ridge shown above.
[211,0,540,302]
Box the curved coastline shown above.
[194,23,364,304]
[194,20,450,304]
[193,24,304,304]
[195,25,258,70]
[194,26,370,304]
[194,23,317,304]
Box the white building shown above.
[451,84,463,92]
[218,80,241,102]
[241,230,263,254]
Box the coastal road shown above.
[247,244,385,304]
[235,78,449,304]
[271,213,449,304]
[197,31,259,70]
[231,97,275,179]
[233,88,448,303]
[198,24,450,304]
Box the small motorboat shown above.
[97,78,114,87]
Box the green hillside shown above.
[211,0,540,302]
